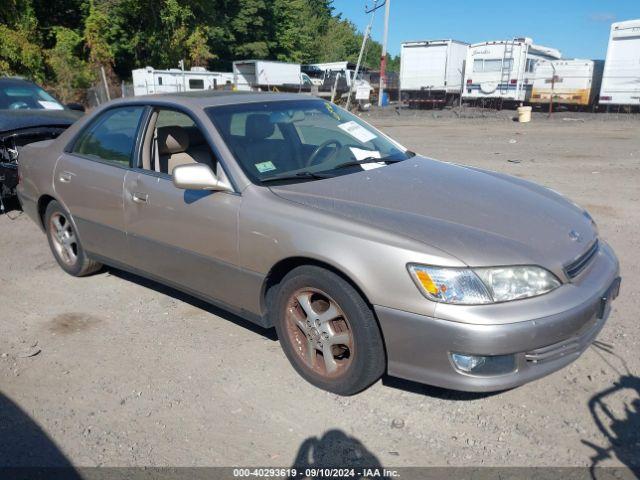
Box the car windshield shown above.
[206,99,411,184]
[0,82,64,111]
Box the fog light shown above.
[450,353,516,376]
[451,353,486,372]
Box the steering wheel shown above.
[306,139,342,167]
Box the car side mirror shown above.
[66,103,85,112]
[172,164,233,192]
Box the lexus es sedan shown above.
[17,92,620,395]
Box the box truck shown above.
[233,60,313,92]
[400,40,469,107]
[599,19,640,107]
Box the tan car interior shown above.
[141,109,216,175]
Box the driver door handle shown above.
[59,171,74,183]
[131,192,148,204]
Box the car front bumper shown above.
[375,242,621,392]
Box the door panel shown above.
[123,170,243,306]
[53,154,128,262]
[52,105,146,263]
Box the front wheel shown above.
[272,266,386,395]
[45,200,102,277]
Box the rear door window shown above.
[72,106,145,166]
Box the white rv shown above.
[599,19,640,106]
[531,59,604,107]
[132,67,233,96]
[399,40,469,107]
[463,38,562,103]
[233,60,312,91]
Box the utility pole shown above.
[548,62,557,118]
[346,0,379,110]
[100,65,111,101]
[179,59,186,92]
[378,0,391,107]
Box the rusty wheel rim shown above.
[285,287,354,379]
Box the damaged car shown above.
[17,92,620,395]
[0,77,83,212]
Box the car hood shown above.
[270,157,596,272]
[0,109,82,134]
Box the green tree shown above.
[226,0,270,58]
[314,16,361,64]
[84,0,114,69]
[270,0,316,63]
[187,26,216,66]
[0,1,45,81]
[0,0,393,100]
[160,0,194,66]
[46,27,93,102]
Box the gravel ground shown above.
[1,110,639,470]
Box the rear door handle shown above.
[58,171,74,183]
[131,192,148,204]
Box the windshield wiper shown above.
[327,156,404,172]
[260,170,334,184]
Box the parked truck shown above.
[531,59,604,109]
[303,62,374,102]
[400,40,469,108]
[599,19,640,107]
[233,60,313,92]
[463,37,562,105]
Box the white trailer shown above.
[233,60,312,91]
[132,66,233,96]
[463,38,561,104]
[399,40,469,107]
[531,59,604,108]
[599,19,640,107]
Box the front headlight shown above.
[475,266,561,302]
[408,264,561,305]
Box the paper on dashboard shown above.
[349,147,385,171]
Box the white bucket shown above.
[517,106,532,123]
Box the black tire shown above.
[44,200,102,277]
[272,265,386,395]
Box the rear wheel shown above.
[45,201,102,276]
[272,266,385,395]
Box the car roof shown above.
[120,91,318,109]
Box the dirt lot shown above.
[1,110,639,470]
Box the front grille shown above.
[564,239,599,279]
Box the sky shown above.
[331,0,639,60]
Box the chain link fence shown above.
[86,82,135,109]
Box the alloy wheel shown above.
[284,287,354,378]
[49,212,78,266]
